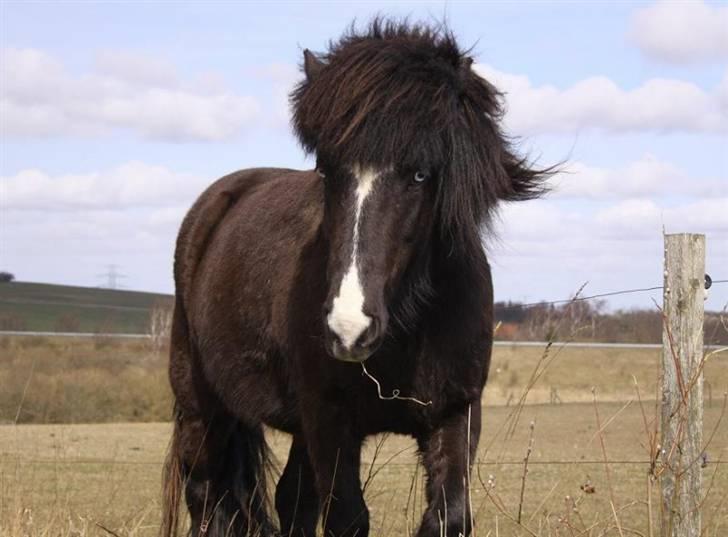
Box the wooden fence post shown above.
[661,233,705,537]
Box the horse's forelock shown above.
[291,19,552,255]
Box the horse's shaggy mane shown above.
[291,19,552,253]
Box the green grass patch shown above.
[0,281,172,333]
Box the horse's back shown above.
[175,168,291,298]
[174,167,322,362]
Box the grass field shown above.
[0,282,172,334]
[2,404,727,536]
[1,335,726,536]
[2,335,727,424]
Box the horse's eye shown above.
[413,171,429,184]
[316,168,326,179]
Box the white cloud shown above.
[630,0,728,64]
[495,195,728,254]
[595,198,728,239]
[0,162,200,291]
[0,48,261,141]
[252,63,301,125]
[475,64,727,135]
[491,195,728,309]
[93,50,179,88]
[1,160,725,307]
[268,60,728,135]
[0,161,207,210]
[553,154,726,199]
[1,205,182,291]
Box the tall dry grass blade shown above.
[467,403,475,537]
[517,420,535,525]
[321,448,340,534]
[591,388,625,537]
[13,355,36,424]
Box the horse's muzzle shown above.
[324,315,383,362]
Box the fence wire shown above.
[5,457,727,467]
[519,276,727,309]
[2,278,726,475]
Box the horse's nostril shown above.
[355,318,381,350]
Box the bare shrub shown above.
[0,314,26,331]
[17,335,50,349]
[93,334,118,350]
[148,301,172,353]
[93,317,119,350]
[54,313,81,332]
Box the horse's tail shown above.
[160,407,277,537]
[160,408,184,537]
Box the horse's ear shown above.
[459,56,474,75]
[303,49,325,81]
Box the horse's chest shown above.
[352,361,463,435]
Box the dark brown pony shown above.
[162,19,549,537]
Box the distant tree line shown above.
[0,272,14,283]
[494,300,727,345]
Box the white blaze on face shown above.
[327,165,380,350]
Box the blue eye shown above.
[413,171,429,183]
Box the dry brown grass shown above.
[486,344,728,406]
[0,336,170,424]
[1,402,726,536]
[1,334,727,536]
[2,335,727,424]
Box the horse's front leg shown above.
[417,402,481,537]
[276,434,319,537]
[303,405,368,537]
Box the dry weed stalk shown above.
[591,387,625,537]
[13,354,36,424]
[466,403,476,536]
[148,303,173,354]
[516,420,536,525]
[483,283,591,464]
[362,433,391,495]
[475,464,538,537]
[362,434,417,496]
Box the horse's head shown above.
[291,20,551,362]
[315,161,437,362]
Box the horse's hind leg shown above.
[275,434,319,537]
[175,413,240,537]
[174,412,275,537]
[165,304,274,536]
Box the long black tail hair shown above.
[161,411,276,537]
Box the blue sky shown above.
[1,0,727,311]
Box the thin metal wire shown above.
[520,286,664,308]
[518,278,727,309]
[2,281,724,339]
[11,458,727,466]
